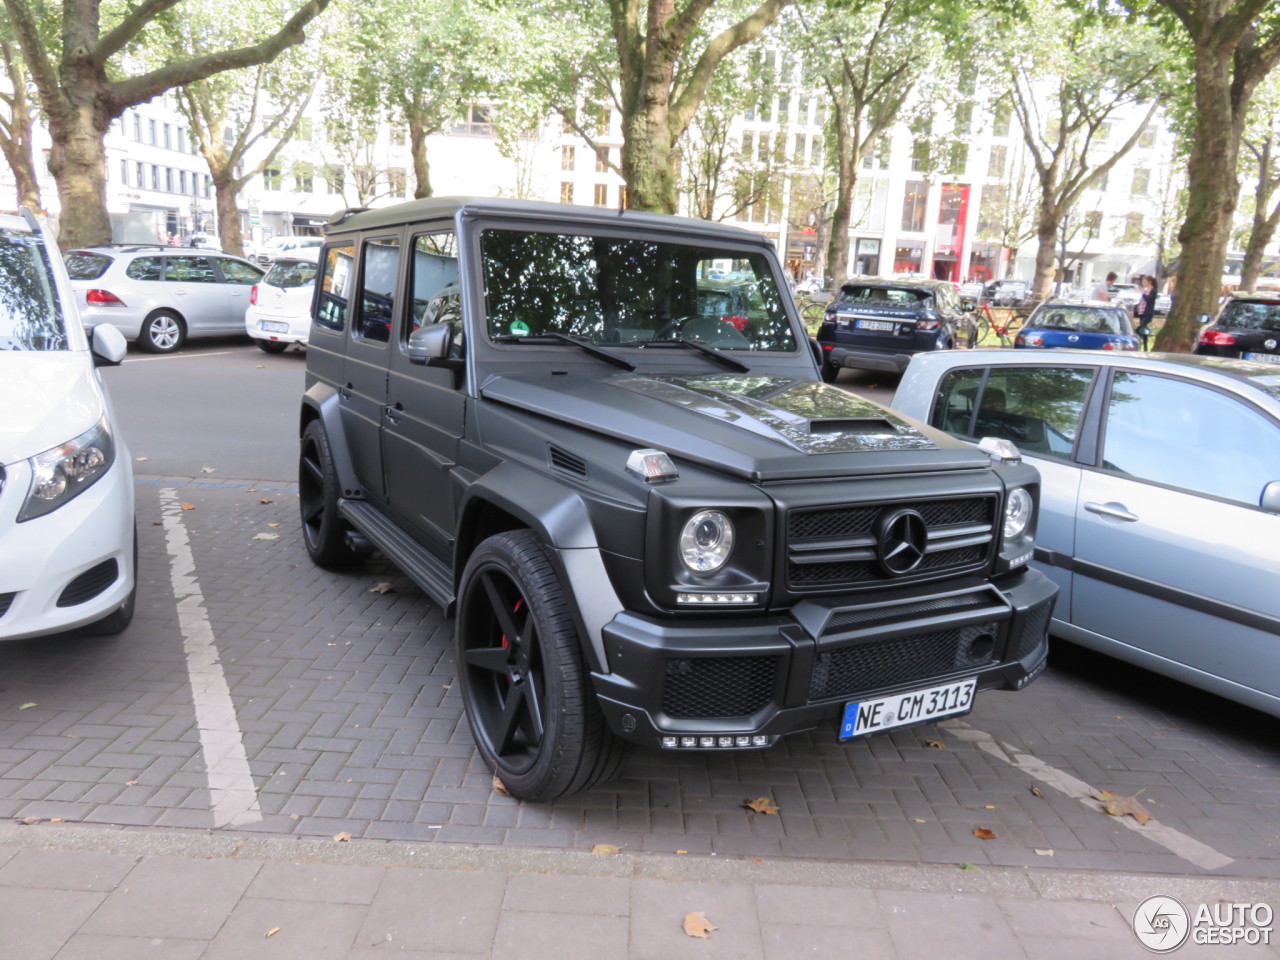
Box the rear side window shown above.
[165,256,217,283]
[355,237,401,344]
[125,256,163,281]
[1220,300,1280,332]
[266,260,318,289]
[65,251,112,280]
[217,258,262,285]
[315,243,354,332]
[933,366,1094,459]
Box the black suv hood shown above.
[481,372,989,481]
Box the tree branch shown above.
[1,0,60,114]
[93,0,184,65]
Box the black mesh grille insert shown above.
[826,593,993,632]
[809,621,1001,701]
[0,592,14,619]
[662,656,778,719]
[57,559,119,608]
[1013,597,1054,660]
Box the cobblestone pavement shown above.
[1,476,1278,881]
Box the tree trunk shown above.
[622,103,677,213]
[213,173,246,257]
[1030,196,1060,298]
[0,127,41,209]
[825,102,856,294]
[47,108,112,249]
[408,110,432,199]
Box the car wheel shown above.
[140,311,185,353]
[457,530,629,801]
[256,339,289,354]
[820,360,840,383]
[79,528,137,636]
[298,420,356,567]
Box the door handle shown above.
[385,402,403,425]
[1084,501,1139,522]
[339,384,352,401]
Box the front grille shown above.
[786,496,996,592]
[808,621,1001,701]
[56,559,119,608]
[1012,596,1054,660]
[826,592,993,632]
[0,592,14,619]
[661,656,777,719]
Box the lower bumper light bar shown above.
[661,734,771,749]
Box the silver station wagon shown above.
[893,349,1280,717]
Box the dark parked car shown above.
[816,278,968,379]
[298,197,1055,799]
[1194,293,1280,363]
[1015,300,1139,352]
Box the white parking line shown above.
[123,351,236,363]
[940,719,1233,871]
[158,487,262,827]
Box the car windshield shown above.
[0,227,70,351]
[1220,299,1280,332]
[839,285,930,305]
[1030,306,1131,335]
[64,250,112,280]
[266,260,318,288]
[479,228,797,351]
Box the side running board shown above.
[338,500,455,612]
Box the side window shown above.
[1103,373,1280,504]
[125,256,163,281]
[217,258,262,285]
[355,236,401,344]
[409,231,463,356]
[165,256,217,283]
[933,366,1093,459]
[315,243,354,332]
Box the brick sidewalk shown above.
[0,478,1277,881]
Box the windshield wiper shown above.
[638,338,750,373]
[492,332,636,371]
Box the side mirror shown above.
[88,323,126,366]
[1261,481,1280,514]
[407,322,454,365]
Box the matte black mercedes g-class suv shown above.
[298,198,1057,800]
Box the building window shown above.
[1094,168,1109,191]
[178,170,186,194]
[148,118,157,145]
[987,144,1007,179]
[1084,210,1103,237]
[1121,213,1144,244]
[136,161,145,187]
[388,168,406,197]
[390,127,405,147]
[911,139,931,172]
[560,181,574,204]
[599,107,611,135]
[151,165,160,191]
[1132,168,1150,196]
[977,184,1006,237]
[1139,125,1157,150]
[295,164,314,192]
[954,103,973,137]
[297,118,313,141]
[595,147,609,173]
[133,113,142,141]
[264,166,282,191]
[742,131,755,161]
[165,168,174,192]
[561,145,575,170]
[326,165,344,195]
[453,104,494,136]
[894,243,924,274]
[901,180,928,232]
[120,159,129,186]
[945,142,968,176]
[992,99,1011,137]
[594,183,608,206]
[163,123,172,150]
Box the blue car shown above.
[1015,300,1139,351]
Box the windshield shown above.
[479,228,797,351]
[1220,299,1280,332]
[0,227,70,351]
[838,285,930,305]
[1030,306,1132,335]
[265,260,318,289]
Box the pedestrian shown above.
[1091,271,1116,302]
[1134,275,1156,350]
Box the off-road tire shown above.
[298,420,356,567]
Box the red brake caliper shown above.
[500,598,523,649]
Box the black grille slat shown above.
[809,622,1002,701]
[56,559,119,608]
[662,656,777,719]
[826,593,991,631]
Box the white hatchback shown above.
[244,251,319,353]
[0,211,136,640]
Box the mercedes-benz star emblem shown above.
[1266,339,1277,350]
[876,509,928,575]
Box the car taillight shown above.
[916,319,941,331]
[1103,342,1115,350]
[1021,334,1043,347]
[249,284,258,306]
[719,314,748,332]
[85,288,123,305]
[1199,329,1236,346]
[825,308,837,322]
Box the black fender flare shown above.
[299,382,360,496]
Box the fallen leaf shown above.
[289,814,301,820]
[676,849,688,855]
[492,776,512,797]
[913,818,927,823]
[135,456,148,462]
[368,582,394,594]
[17,702,36,710]
[252,532,280,541]
[1030,784,1045,800]
[126,780,138,786]
[957,862,980,870]
[924,739,946,749]
[247,488,258,492]
[332,831,352,842]
[259,498,274,505]
[200,466,216,474]
[15,817,42,826]
[50,818,63,823]
[1092,789,1152,825]
[753,858,763,865]
[973,827,998,840]
[267,523,280,528]
[441,682,452,691]
[265,927,280,938]
[984,805,996,810]
[1034,848,1054,856]
[180,502,196,511]
[152,521,163,526]
[742,797,780,815]
[683,912,717,939]
[591,843,621,855]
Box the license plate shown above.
[1244,351,1280,364]
[839,678,976,740]
[259,321,289,333]
[854,319,897,332]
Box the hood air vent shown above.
[548,445,588,478]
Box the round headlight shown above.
[679,510,735,573]
[1003,487,1033,540]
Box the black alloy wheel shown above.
[298,420,355,567]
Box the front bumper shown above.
[823,343,922,374]
[591,568,1056,749]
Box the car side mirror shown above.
[1260,481,1280,514]
[88,323,126,366]
[407,322,454,365]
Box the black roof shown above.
[838,277,957,293]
